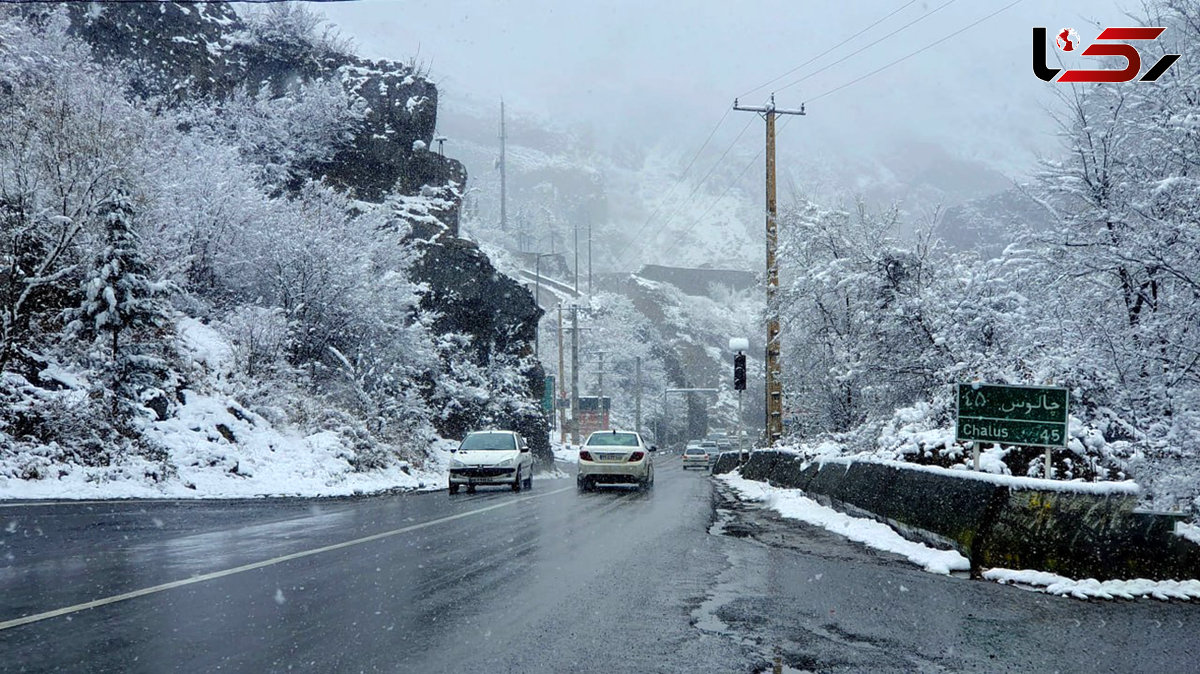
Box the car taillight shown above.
[629,451,645,462]
[579,450,593,461]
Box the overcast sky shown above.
[314,0,1136,175]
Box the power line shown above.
[774,0,957,94]
[655,1,1025,274]
[622,107,733,250]
[805,0,1025,105]
[615,113,756,263]
[656,115,803,262]
[657,147,763,261]
[620,0,938,269]
[652,116,756,233]
[738,0,919,100]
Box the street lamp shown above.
[534,252,555,358]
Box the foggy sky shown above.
[314,0,1133,175]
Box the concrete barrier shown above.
[715,450,1200,581]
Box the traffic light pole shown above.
[734,349,747,460]
[737,389,744,460]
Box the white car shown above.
[682,445,711,470]
[448,430,533,494]
[577,430,655,491]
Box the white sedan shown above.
[448,430,533,494]
[682,446,711,470]
[577,430,655,491]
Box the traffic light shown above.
[733,353,746,391]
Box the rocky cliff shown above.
[58,2,548,460]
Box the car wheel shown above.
[449,482,459,495]
[524,471,533,490]
[512,468,522,492]
[577,477,590,491]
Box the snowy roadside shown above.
[717,471,1200,601]
[718,472,969,575]
[0,437,455,501]
[551,439,580,465]
[544,438,578,479]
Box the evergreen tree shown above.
[70,188,174,420]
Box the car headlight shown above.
[449,458,465,468]
[498,456,516,467]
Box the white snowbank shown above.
[775,450,1141,496]
[718,472,969,575]
[984,568,1200,600]
[1175,522,1200,545]
[551,438,580,464]
[722,472,1199,600]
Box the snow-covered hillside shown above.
[1,318,453,499]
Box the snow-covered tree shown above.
[69,188,174,420]
[0,10,146,375]
[777,199,949,434]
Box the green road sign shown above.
[543,376,555,415]
[956,383,1068,448]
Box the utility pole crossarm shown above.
[733,94,806,117]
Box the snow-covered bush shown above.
[231,3,353,61]
[181,78,366,190]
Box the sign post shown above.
[956,383,1069,478]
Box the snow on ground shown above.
[0,317,456,501]
[0,406,454,499]
[718,472,969,575]
[772,447,1141,496]
[551,437,580,464]
[720,471,1200,600]
[984,569,1200,601]
[1177,522,1200,545]
[543,437,578,480]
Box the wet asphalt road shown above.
[1,459,1199,673]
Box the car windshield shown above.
[586,433,640,446]
[458,432,516,450]
[684,448,707,455]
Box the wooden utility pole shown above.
[734,94,804,445]
[594,351,606,399]
[499,99,508,232]
[570,305,580,445]
[558,306,566,444]
[635,356,642,436]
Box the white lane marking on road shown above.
[0,486,573,631]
